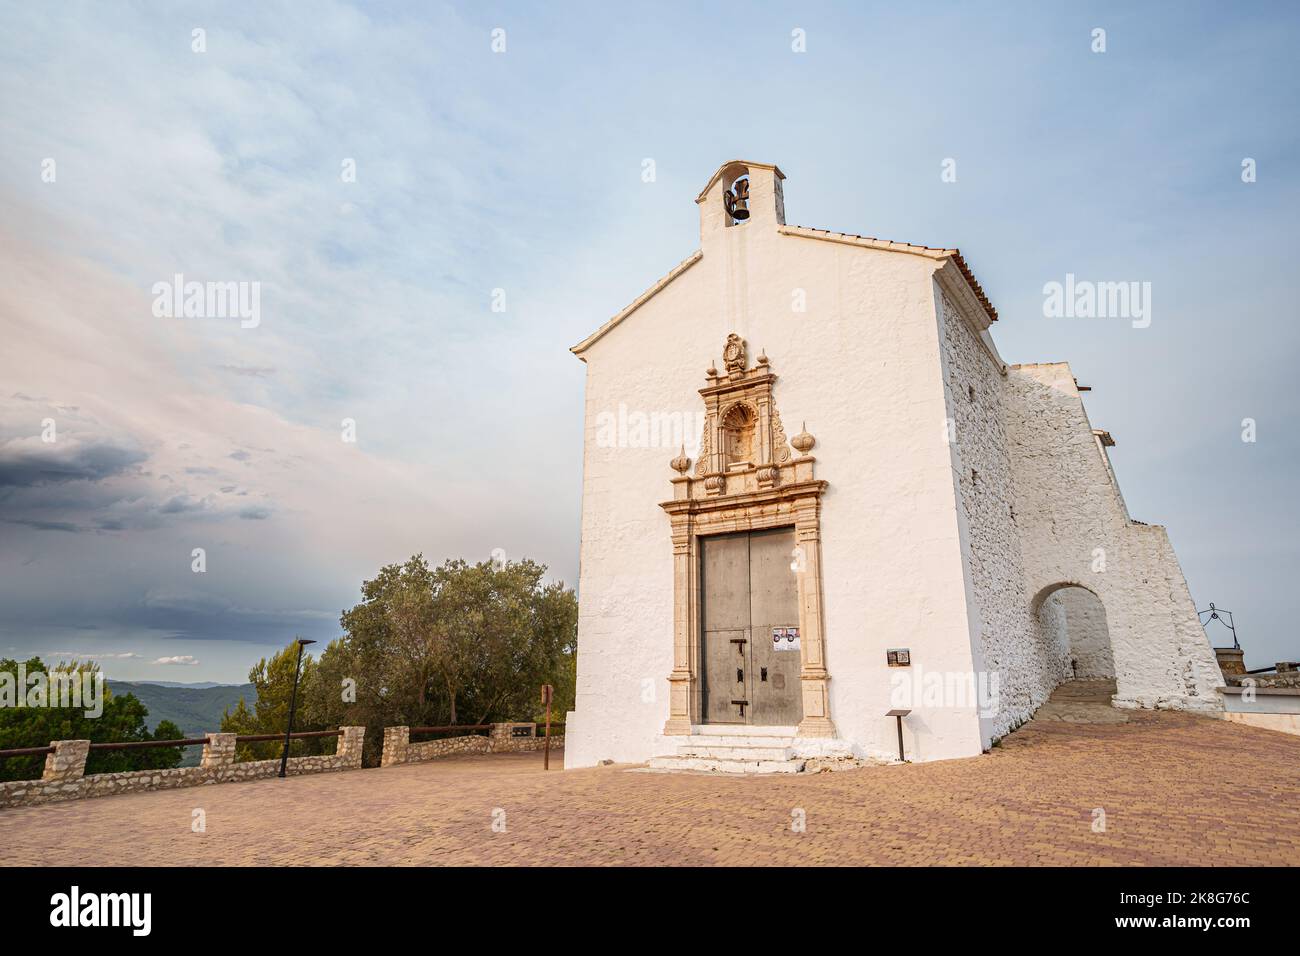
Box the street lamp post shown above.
[278,638,317,779]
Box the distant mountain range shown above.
[107,680,256,738]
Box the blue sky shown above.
[1,1,1296,681]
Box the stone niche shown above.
[660,334,834,738]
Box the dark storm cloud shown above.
[4,518,79,532]
[120,592,336,644]
[0,445,268,532]
[0,438,147,487]
[158,494,207,514]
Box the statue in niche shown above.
[722,404,756,469]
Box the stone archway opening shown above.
[1029,584,1127,722]
[1032,583,1116,682]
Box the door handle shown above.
[736,667,744,683]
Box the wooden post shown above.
[541,684,554,770]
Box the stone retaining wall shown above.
[2,722,565,809]
[0,727,365,810]
[382,723,565,766]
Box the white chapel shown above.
[564,160,1223,771]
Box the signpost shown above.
[540,684,554,770]
[886,708,910,763]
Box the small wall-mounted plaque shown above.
[887,648,911,667]
[511,725,535,738]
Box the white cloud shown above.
[0,2,588,685]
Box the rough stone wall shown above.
[1004,363,1223,711]
[1233,671,1300,689]
[1,725,567,809]
[937,290,1060,738]
[0,728,366,810]
[410,734,491,761]
[381,725,565,767]
[488,735,566,754]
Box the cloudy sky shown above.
[1,1,1296,682]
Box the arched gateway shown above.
[563,160,1223,772]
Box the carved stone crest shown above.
[722,333,746,376]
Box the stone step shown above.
[671,734,795,749]
[675,745,794,761]
[690,724,799,737]
[1050,678,1117,704]
[1031,679,1128,723]
[647,755,807,774]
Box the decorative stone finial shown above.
[706,359,718,380]
[757,349,769,367]
[670,445,691,475]
[791,421,816,456]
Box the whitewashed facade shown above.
[564,161,1222,770]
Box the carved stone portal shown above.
[660,335,834,738]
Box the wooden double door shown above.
[700,528,803,726]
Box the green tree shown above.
[530,577,579,724]
[0,658,185,781]
[220,639,327,760]
[339,555,441,726]
[211,554,578,769]
[300,638,360,734]
[333,554,578,763]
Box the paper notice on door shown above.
[772,626,800,651]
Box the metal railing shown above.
[0,729,343,761]
[88,737,207,752]
[0,745,56,758]
[233,730,341,744]
[407,723,565,738]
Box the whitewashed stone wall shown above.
[1004,364,1222,711]
[1037,591,1070,676]
[937,289,1065,739]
